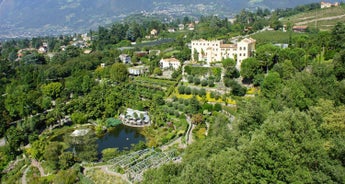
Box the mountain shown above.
[0,0,339,38]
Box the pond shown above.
[96,124,145,153]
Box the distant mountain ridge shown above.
[0,0,339,38]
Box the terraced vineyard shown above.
[281,5,345,31]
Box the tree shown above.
[43,142,63,170]
[71,112,87,124]
[178,85,186,94]
[333,50,345,81]
[189,96,200,114]
[222,58,236,68]
[110,63,129,83]
[191,113,204,125]
[201,79,208,86]
[241,58,262,82]
[331,22,345,51]
[59,152,75,170]
[153,67,163,76]
[224,67,240,79]
[5,84,31,118]
[261,72,282,99]
[255,44,280,73]
[41,82,63,99]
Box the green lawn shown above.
[251,31,305,45]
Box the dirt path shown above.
[21,165,30,184]
[186,116,194,145]
[296,14,345,25]
[0,137,5,147]
[31,159,46,177]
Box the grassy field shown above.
[251,31,306,45]
[84,168,128,184]
[281,6,345,31]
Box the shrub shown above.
[167,102,173,107]
[178,104,185,111]
[214,103,222,111]
[185,87,192,95]
[193,77,201,85]
[178,85,185,94]
[187,75,194,83]
[208,79,215,87]
[199,89,207,97]
[202,103,214,111]
[192,88,199,95]
[201,79,208,86]
[210,91,216,98]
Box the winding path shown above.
[185,116,194,145]
[31,159,46,177]
[21,165,30,184]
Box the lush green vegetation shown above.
[1,2,345,183]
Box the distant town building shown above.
[292,25,308,32]
[321,1,339,8]
[119,54,131,64]
[178,24,185,30]
[83,49,92,54]
[81,33,91,41]
[188,23,195,31]
[159,58,181,70]
[150,29,158,36]
[191,37,256,70]
[168,28,176,33]
[274,43,289,49]
[134,51,148,57]
[38,46,47,54]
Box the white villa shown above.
[159,58,181,70]
[128,66,149,76]
[119,54,131,64]
[191,38,256,70]
[321,1,339,8]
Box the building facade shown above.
[191,38,256,70]
[119,54,131,64]
[159,58,181,70]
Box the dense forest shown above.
[0,2,345,183]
